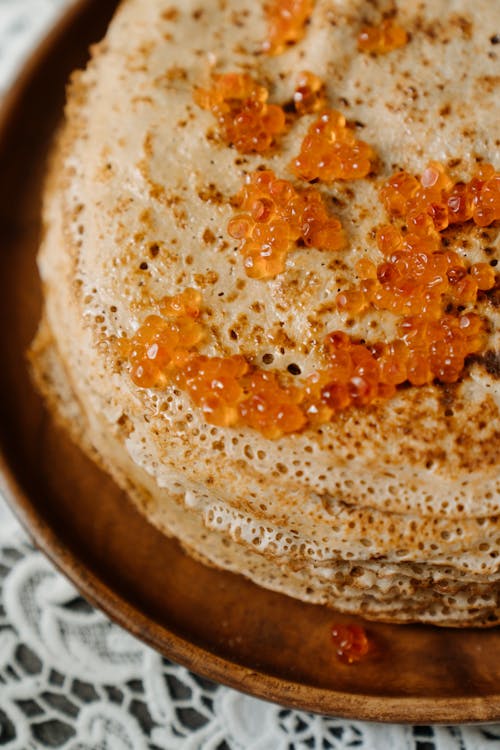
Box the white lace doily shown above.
[1,2,500,748]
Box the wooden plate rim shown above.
[0,0,499,725]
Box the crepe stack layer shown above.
[31,0,499,626]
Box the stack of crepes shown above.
[31,0,499,625]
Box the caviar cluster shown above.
[331,623,370,665]
[316,316,484,407]
[304,333,396,420]
[194,73,286,154]
[357,19,408,54]
[339,231,495,318]
[329,163,498,392]
[290,110,375,182]
[126,288,488,437]
[127,290,204,388]
[228,170,345,279]
[263,0,315,55]
[381,162,500,229]
[225,105,375,281]
[238,371,306,438]
[177,354,249,431]
[298,315,477,420]
[180,362,305,439]
[126,290,306,438]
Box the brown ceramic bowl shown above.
[0,0,499,724]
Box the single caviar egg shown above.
[293,70,327,114]
[469,263,496,291]
[447,182,473,224]
[376,224,404,256]
[357,19,408,54]
[331,623,370,665]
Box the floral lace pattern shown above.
[1,499,500,749]
[1,2,500,747]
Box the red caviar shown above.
[329,162,497,404]
[263,0,315,55]
[357,19,408,54]
[470,262,496,290]
[290,110,375,182]
[363,163,499,338]
[380,162,500,230]
[194,73,286,153]
[238,371,306,438]
[127,290,204,388]
[125,130,495,438]
[331,624,370,665]
[126,292,488,437]
[304,312,485,420]
[228,170,345,279]
[340,228,495,318]
[126,296,307,438]
[177,355,249,427]
[293,71,327,115]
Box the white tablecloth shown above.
[0,2,499,747]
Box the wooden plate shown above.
[0,0,499,724]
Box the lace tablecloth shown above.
[1,2,500,748]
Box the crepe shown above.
[30,0,499,625]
